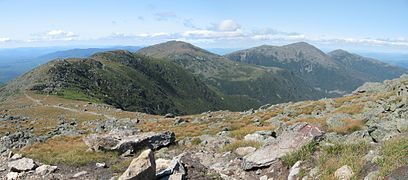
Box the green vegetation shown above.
[20,136,119,167]
[57,87,101,103]
[317,141,369,179]
[281,141,318,167]
[376,137,408,176]
[191,137,202,145]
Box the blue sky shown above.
[0,0,407,52]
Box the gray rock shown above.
[168,172,183,180]
[6,172,19,180]
[164,113,175,118]
[118,149,156,180]
[83,131,175,155]
[354,82,385,94]
[72,171,88,178]
[235,147,256,157]
[156,154,186,179]
[364,170,379,180]
[385,166,408,180]
[244,130,275,143]
[242,123,323,170]
[334,165,354,180]
[396,118,408,132]
[9,154,22,160]
[288,161,302,180]
[35,164,58,175]
[8,157,37,172]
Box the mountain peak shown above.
[328,49,352,56]
[284,41,315,49]
[137,40,220,60]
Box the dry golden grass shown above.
[333,94,362,108]
[21,136,118,167]
[329,118,364,135]
[377,136,408,176]
[258,108,283,120]
[333,104,364,115]
[318,141,369,179]
[295,101,326,116]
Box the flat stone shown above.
[35,164,58,175]
[242,123,323,170]
[8,158,37,172]
[83,131,175,155]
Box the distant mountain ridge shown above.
[1,41,406,115]
[226,42,407,95]
[137,41,325,106]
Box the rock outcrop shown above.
[118,149,156,180]
[83,130,175,154]
[242,123,324,170]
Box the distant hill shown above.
[226,42,407,95]
[1,51,229,115]
[137,41,325,107]
[0,46,141,83]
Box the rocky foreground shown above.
[0,75,408,179]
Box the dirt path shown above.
[24,93,116,120]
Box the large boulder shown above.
[241,123,324,170]
[83,131,175,154]
[118,149,156,180]
[8,158,38,172]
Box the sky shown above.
[0,0,407,53]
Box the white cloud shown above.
[0,37,11,42]
[218,19,241,31]
[29,29,78,42]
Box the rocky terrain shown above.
[0,73,407,179]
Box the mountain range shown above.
[1,41,406,115]
[225,42,406,95]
